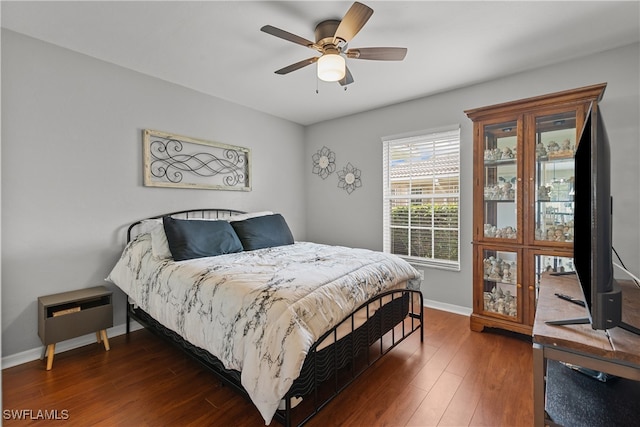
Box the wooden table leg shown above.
[533,343,547,427]
[100,330,110,351]
[46,344,55,371]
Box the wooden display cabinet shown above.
[465,83,606,335]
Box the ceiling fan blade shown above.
[261,25,317,50]
[339,66,354,86]
[275,57,319,75]
[346,47,407,61]
[333,2,374,44]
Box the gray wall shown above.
[1,30,306,356]
[305,43,640,310]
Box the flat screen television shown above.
[548,102,640,383]
[572,102,622,330]
[549,102,638,334]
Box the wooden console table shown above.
[532,273,640,426]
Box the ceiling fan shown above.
[260,1,407,86]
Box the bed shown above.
[107,208,424,426]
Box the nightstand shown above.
[38,286,113,370]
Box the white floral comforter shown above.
[107,234,420,424]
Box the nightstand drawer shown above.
[42,303,113,344]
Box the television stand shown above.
[533,273,640,427]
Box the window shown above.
[382,127,460,270]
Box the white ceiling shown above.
[2,1,639,126]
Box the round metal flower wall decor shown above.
[312,146,336,179]
[338,162,362,194]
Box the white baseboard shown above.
[423,299,472,317]
[2,321,144,370]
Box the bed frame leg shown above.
[419,292,424,342]
[285,397,292,427]
[420,311,424,343]
[126,304,131,334]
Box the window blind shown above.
[382,127,461,270]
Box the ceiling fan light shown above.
[317,54,345,82]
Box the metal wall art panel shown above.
[143,129,251,191]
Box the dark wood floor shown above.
[2,308,533,426]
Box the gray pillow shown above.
[230,214,294,251]
[163,216,243,261]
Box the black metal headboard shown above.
[126,208,247,242]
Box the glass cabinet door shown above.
[481,248,520,320]
[533,253,576,301]
[533,111,576,244]
[482,121,518,241]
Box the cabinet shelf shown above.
[537,154,574,162]
[537,201,573,204]
[484,277,518,285]
[484,158,517,166]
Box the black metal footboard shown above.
[126,288,423,427]
[277,289,423,427]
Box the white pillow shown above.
[137,218,162,235]
[139,219,172,259]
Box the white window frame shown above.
[382,125,461,271]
